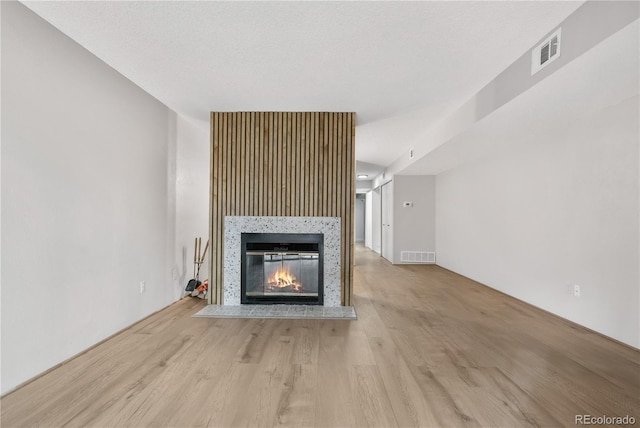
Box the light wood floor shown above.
[2,246,639,427]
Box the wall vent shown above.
[400,251,436,263]
[531,28,561,75]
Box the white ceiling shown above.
[400,19,640,175]
[22,1,584,170]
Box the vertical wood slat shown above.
[296,113,302,216]
[242,112,248,216]
[237,113,243,214]
[210,112,355,305]
[287,112,293,216]
[220,113,227,304]
[276,113,282,215]
[253,113,259,216]
[267,112,274,216]
[311,113,317,216]
[209,113,217,304]
[292,113,297,215]
[345,113,354,306]
[313,113,318,215]
[301,112,307,216]
[323,113,327,215]
[229,114,235,216]
[260,113,264,215]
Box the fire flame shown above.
[267,267,302,292]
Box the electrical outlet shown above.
[140,281,146,294]
[573,284,581,297]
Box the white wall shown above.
[436,95,639,348]
[356,179,373,194]
[1,2,181,394]
[393,176,436,263]
[174,115,210,291]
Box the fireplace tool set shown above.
[185,237,208,297]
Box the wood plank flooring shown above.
[2,245,639,427]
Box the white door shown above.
[364,191,373,249]
[371,187,382,254]
[381,181,393,262]
[355,195,366,243]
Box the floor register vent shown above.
[400,251,436,263]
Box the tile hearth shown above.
[193,304,357,320]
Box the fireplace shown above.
[241,233,323,305]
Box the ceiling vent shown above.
[531,28,561,75]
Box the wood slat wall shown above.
[209,112,356,306]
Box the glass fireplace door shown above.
[245,252,319,297]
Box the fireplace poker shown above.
[185,237,210,294]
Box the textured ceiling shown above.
[21,1,583,169]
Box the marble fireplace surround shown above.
[223,216,341,307]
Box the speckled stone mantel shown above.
[223,216,342,307]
